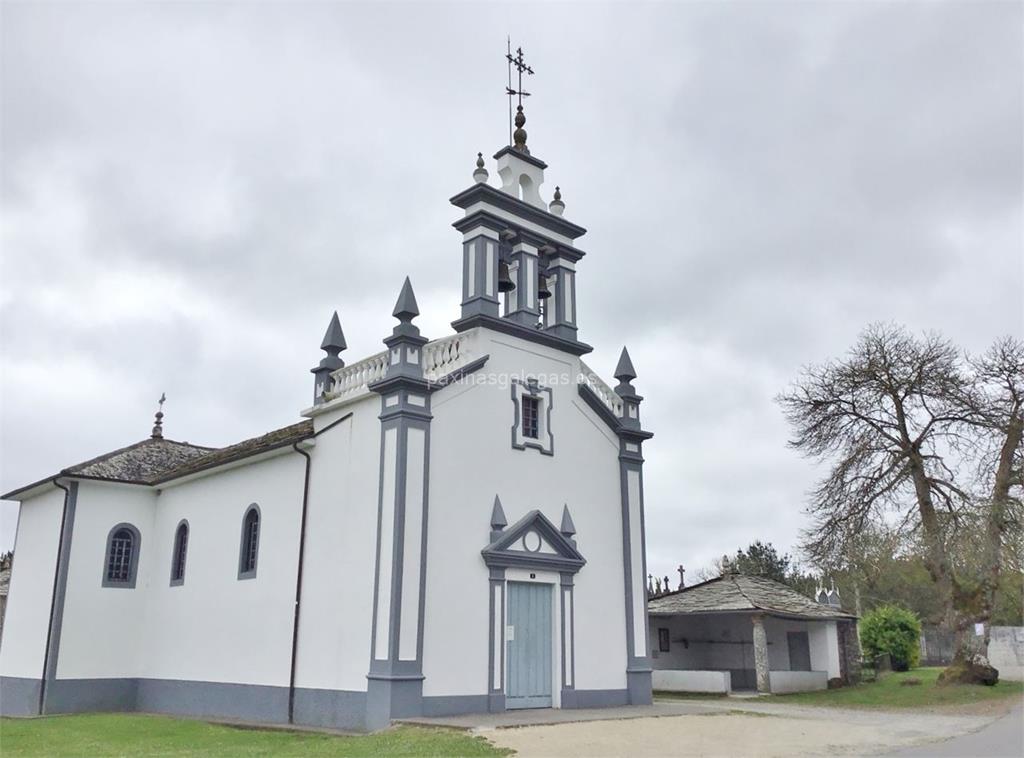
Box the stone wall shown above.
[838,620,861,685]
[989,626,1024,681]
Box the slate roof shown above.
[647,573,856,620]
[2,420,315,499]
[66,438,215,484]
[155,420,313,482]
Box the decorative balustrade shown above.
[322,332,477,405]
[578,360,623,417]
[326,351,389,401]
[423,332,473,380]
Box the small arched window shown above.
[170,520,189,586]
[103,523,141,588]
[238,505,260,580]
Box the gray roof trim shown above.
[578,384,621,432]
[492,145,549,170]
[450,184,587,240]
[429,355,490,390]
[454,211,587,262]
[482,508,586,574]
[451,313,593,356]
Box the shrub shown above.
[859,605,921,671]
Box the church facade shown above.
[0,111,654,731]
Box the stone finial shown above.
[549,185,565,216]
[321,311,347,355]
[560,504,577,543]
[490,495,507,542]
[391,277,421,337]
[647,574,654,597]
[678,565,686,590]
[151,392,166,439]
[311,311,347,403]
[473,152,489,184]
[614,346,637,385]
[513,105,529,154]
[663,575,670,591]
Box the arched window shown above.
[170,520,189,586]
[238,504,260,580]
[103,523,141,588]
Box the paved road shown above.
[885,703,1023,758]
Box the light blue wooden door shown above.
[506,582,553,709]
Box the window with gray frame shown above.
[103,523,141,588]
[238,505,260,579]
[170,520,188,586]
[522,395,540,439]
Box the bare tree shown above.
[778,324,979,659]
[963,338,1024,649]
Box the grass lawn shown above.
[0,714,511,757]
[774,667,1024,708]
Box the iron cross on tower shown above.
[505,39,534,146]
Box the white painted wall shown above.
[808,620,840,679]
[652,670,730,693]
[133,454,305,686]
[989,626,1024,681]
[423,330,627,698]
[294,399,380,692]
[0,488,64,678]
[58,482,157,679]
[650,612,839,678]
[769,670,827,693]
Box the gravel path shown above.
[482,699,1015,757]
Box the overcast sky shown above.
[2,1,1021,581]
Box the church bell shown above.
[498,259,516,293]
[537,269,552,299]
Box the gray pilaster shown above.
[559,571,576,706]
[41,480,78,714]
[505,241,541,326]
[544,257,577,341]
[461,233,500,319]
[752,614,771,693]
[614,348,653,705]
[487,566,506,712]
[366,278,433,730]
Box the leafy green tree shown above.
[860,605,922,671]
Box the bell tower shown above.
[449,44,590,356]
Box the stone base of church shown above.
[0,676,368,732]
[626,669,654,705]
[1,676,647,730]
[0,677,42,716]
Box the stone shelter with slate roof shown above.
[0,90,656,731]
[647,571,861,694]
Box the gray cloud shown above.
[2,1,1021,579]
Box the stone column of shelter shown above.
[752,614,771,694]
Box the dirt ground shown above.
[482,700,1019,758]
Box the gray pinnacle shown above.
[614,346,637,383]
[490,495,507,531]
[560,504,576,537]
[393,277,420,322]
[320,311,347,353]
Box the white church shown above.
[0,100,655,731]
